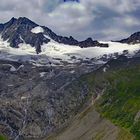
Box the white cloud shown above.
[0,0,139,40]
[47,2,93,32]
[123,16,140,27]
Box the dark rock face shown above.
[78,38,108,48]
[56,36,79,45]
[44,27,79,45]
[1,17,50,53]
[0,17,108,54]
[119,31,140,44]
[0,24,4,32]
[0,59,99,140]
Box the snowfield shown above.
[0,35,140,65]
[31,26,44,34]
[41,41,140,60]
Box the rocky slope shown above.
[0,17,140,140]
[0,58,103,140]
[0,54,140,140]
[47,103,134,140]
[46,55,140,140]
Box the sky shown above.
[0,0,139,41]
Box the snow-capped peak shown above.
[0,34,140,66]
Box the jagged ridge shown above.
[0,17,108,54]
[119,31,140,44]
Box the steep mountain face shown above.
[0,17,50,53]
[0,55,139,140]
[0,17,108,54]
[0,59,97,140]
[119,32,140,44]
[47,56,140,140]
[0,24,4,32]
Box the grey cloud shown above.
[0,0,139,40]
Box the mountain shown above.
[0,17,48,53]
[0,24,4,32]
[47,56,140,140]
[119,31,140,44]
[0,17,108,54]
[0,17,139,66]
[78,37,108,48]
[0,55,139,140]
[0,17,140,140]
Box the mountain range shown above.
[0,17,109,54]
[0,17,140,140]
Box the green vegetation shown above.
[117,128,134,140]
[0,135,7,140]
[92,65,140,140]
[46,59,139,140]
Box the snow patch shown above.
[103,67,107,72]
[70,70,75,74]
[18,43,36,54]
[8,84,14,87]
[10,66,16,72]
[31,26,44,34]
[44,35,51,40]
[40,72,46,77]
[17,65,24,70]
[21,96,27,100]
[19,36,25,42]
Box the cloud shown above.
[0,0,139,40]
[47,3,94,31]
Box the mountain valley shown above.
[0,17,140,140]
